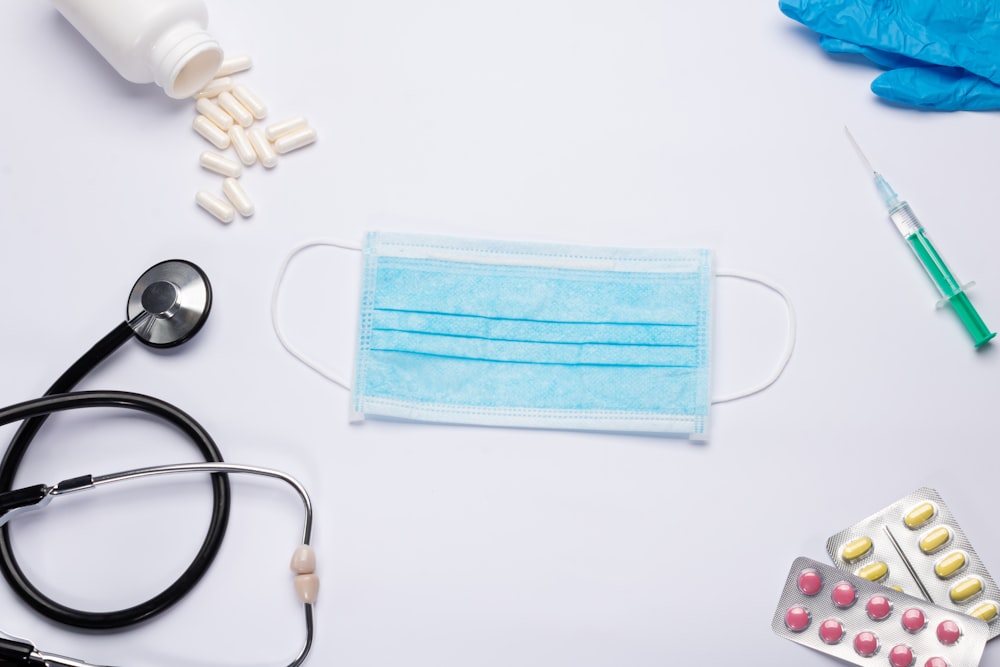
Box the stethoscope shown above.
[0,260,317,667]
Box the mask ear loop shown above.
[710,270,797,404]
[271,240,361,390]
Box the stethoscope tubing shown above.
[0,388,231,629]
[2,460,316,667]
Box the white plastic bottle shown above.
[52,0,223,99]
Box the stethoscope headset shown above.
[0,260,316,667]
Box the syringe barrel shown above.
[903,225,964,301]
[891,203,996,347]
[889,201,960,297]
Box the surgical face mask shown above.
[272,232,796,439]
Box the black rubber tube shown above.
[0,323,231,630]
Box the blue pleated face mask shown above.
[272,232,795,439]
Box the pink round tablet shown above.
[889,644,914,667]
[867,595,892,621]
[924,658,949,667]
[798,568,823,596]
[832,581,857,608]
[902,607,926,633]
[936,619,962,645]
[819,618,845,644]
[854,631,879,657]
[785,606,811,632]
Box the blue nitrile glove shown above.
[779,0,1000,110]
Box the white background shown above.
[1,1,999,666]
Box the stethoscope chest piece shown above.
[127,260,212,348]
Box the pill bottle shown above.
[52,0,224,99]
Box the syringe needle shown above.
[844,126,875,174]
[844,127,901,210]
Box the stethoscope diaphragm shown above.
[126,259,212,348]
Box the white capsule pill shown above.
[215,55,252,78]
[199,151,242,178]
[193,115,230,149]
[222,177,254,217]
[265,115,308,141]
[228,125,256,166]
[195,97,233,130]
[232,84,267,120]
[248,127,278,168]
[217,91,253,128]
[195,76,233,98]
[273,126,317,154]
[196,191,235,223]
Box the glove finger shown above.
[871,66,1000,111]
[818,36,926,70]
[778,0,1000,85]
[778,0,853,35]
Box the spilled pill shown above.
[195,97,233,130]
[265,115,308,141]
[193,115,230,149]
[229,125,256,166]
[218,91,254,128]
[935,551,967,579]
[222,177,254,217]
[188,54,317,226]
[841,536,873,563]
[233,84,267,120]
[248,127,278,168]
[857,561,889,583]
[920,526,952,554]
[215,55,252,78]
[904,502,937,529]
[196,191,235,223]
[273,126,317,154]
[196,76,233,98]
[199,151,242,178]
[950,576,983,603]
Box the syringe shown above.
[845,127,995,348]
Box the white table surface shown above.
[1,1,999,665]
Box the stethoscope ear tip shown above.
[127,259,212,348]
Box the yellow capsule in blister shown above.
[903,501,937,529]
[890,586,904,592]
[950,576,983,603]
[935,551,967,579]
[857,561,889,582]
[970,601,999,622]
[919,526,952,554]
[841,536,873,562]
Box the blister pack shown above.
[826,488,1000,638]
[773,557,989,667]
